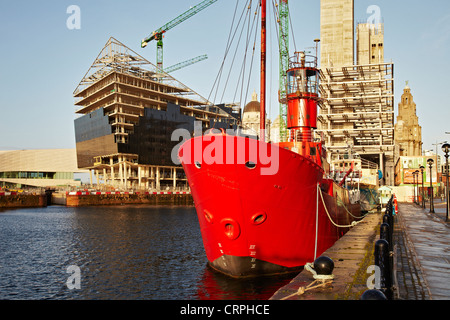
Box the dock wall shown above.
[0,192,47,208]
[64,191,193,207]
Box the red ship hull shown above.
[179,133,361,277]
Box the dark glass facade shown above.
[119,103,196,166]
[74,108,112,144]
[74,103,239,169]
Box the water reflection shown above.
[194,265,299,300]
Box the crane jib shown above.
[141,0,217,45]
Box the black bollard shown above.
[386,204,392,214]
[380,223,390,245]
[382,215,392,247]
[360,289,387,300]
[389,210,395,235]
[313,256,334,276]
[374,239,393,300]
[380,222,394,284]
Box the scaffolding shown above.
[72,37,239,191]
[316,62,395,185]
[74,37,209,103]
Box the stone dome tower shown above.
[394,81,422,157]
[242,91,270,140]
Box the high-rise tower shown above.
[357,23,384,65]
[320,0,354,68]
[318,0,395,185]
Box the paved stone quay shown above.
[270,200,450,300]
[270,212,382,300]
[396,201,450,300]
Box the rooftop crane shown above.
[141,0,218,71]
[164,54,208,73]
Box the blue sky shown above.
[0,0,449,156]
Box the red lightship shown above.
[179,1,361,278]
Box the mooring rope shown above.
[280,263,334,300]
[317,185,364,228]
[336,194,366,219]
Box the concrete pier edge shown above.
[270,212,382,300]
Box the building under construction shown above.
[73,37,239,190]
[317,61,395,185]
[317,0,395,185]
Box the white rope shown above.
[314,184,319,260]
[305,262,335,280]
[280,186,364,300]
[280,263,334,300]
[317,185,363,228]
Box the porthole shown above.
[251,211,267,225]
[245,161,256,169]
[204,210,213,223]
[195,161,202,169]
[221,218,241,240]
[225,224,234,237]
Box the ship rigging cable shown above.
[208,0,283,112]
[207,0,254,105]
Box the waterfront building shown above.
[394,83,422,157]
[0,149,85,188]
[73,37,239,190]
[241,91,271,141]
[394,155,437,187]
[318,0,394,186]
[393,154,440,201]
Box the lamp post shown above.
[441,143,450,221]
[420,165,425,208]
[413,171,417,204]
[432,140,447,156]
[428,158,435,213]
[414,170,420,205]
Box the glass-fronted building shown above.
[73,37,240,190]
[0,149,85,188]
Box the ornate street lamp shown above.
[441,143,450,221]
[420,165,425,208]
[427,158,435,213]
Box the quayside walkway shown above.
[271,199,449,300]
[396,201,450,300]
